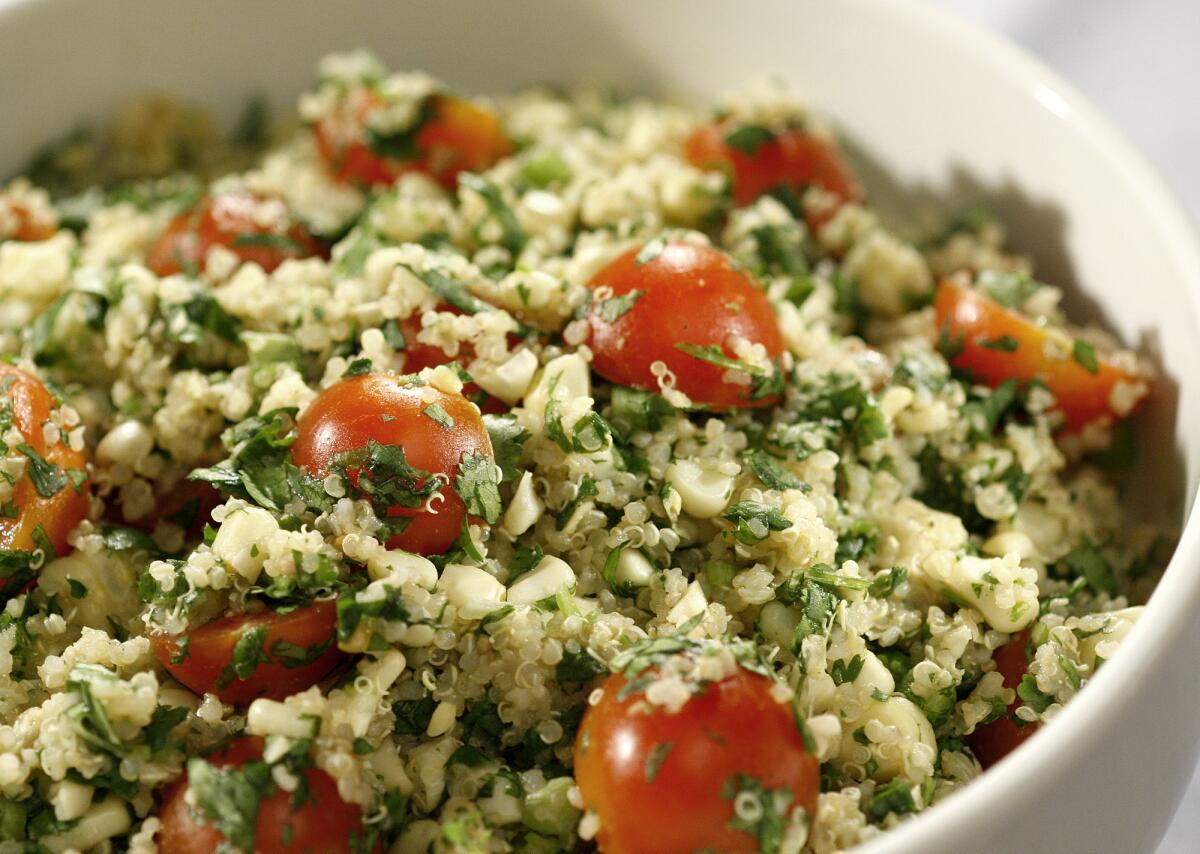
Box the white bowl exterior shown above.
[3,1,1200,851]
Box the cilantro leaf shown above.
[455,452,502,525]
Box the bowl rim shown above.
[1,0,1199,848]
[851,0,1200,850]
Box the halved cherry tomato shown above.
[0,198,56,242]
[291,374,494,555]
[575,666,818,854]
[684,120,861,226]
[146,191,325,277]
[396,304,507,414]
[0,364,89,596]
[312,89,510,189]
[967,630,1039,769]
[933,279,1149,432]
[586,240,784,409]
[150,600,344,706]
[159,737,377,854]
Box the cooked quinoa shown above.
[0,50,1172,853]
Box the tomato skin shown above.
[967,630,1039,768]
[0,364,89,596]
[291,375,494,555]
[150,600,344,706]
[146,191,325,277]
[684,121,861,225]
[586,240,784,409]
[159,737,376,854]
[0,200,56,241]
[313,91,510,189]
[933,279,1148,432]
[574,667,819,854]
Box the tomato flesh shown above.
[0,199,56,241]
[684,121,861,226]
[574,667,818,854]
[967,630,1039,768]
[586,240,784,409]
[291,374,494,555]
[933,279,1148,432]
[150,600,344,706]
[159,737,375,854]
[146,191,325,277]
[313,90,510,189]
[0,364,89,596]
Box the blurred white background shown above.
[922,3,1200,850]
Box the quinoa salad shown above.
[0,51,1172,853]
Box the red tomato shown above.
[146,191,325,277]
[586,240,784,409]
[0,364,89,596]
[574,667,819,854]
[395,304,507,414]
[933,279,1149,432]
[684,121,861,227]
[150,600,345,706]
[312,89,510,189]
[966,630,1039,768]
[291,374,494,555]
[0,198,56,241]
[159,737,376,854]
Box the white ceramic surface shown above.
[2,1,1199,851]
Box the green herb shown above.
[601,545,638,598]
[610,386,675,434]
[270,636,335,669]
[555,475,598,530]
[331,439,441,511]
[900,672,957,727]
[751,224,808,276]
[17,444,67,497]
[980,271,1039,309]
[723,501,792,545]
[594,289,643,323]
[868,566,907,598]
[979,335,1020,352]
[675,342,772,378]
[216,625,270,689]
[723,124,776,156]
[422,402,455,428]
[100,526,159,555]
[555,647,607,686]
[792,374,888,450]
[230,232,305,253]
[1062,537,1115,595]
[518,151,572,188]
[745,449,811,493]
[399,263,496,316]
[831,655,865,686]
[643,742,674,782]
[187,755,272,851]
[721,773,792,853]
[835,520,879,564]
[67,578,88,599]
[805,564,872,592]
[483,413,530,482]
[66,664,126,756]
[634,236,667,266]
[143,705,188,753]
[778,575,836,645]
[342,357,374,377]
[609,614,704,682]
[1072,339,1100,375]
[1017,674,1054,713]
[508,544,545,584]
[866,779,917,822]
[393,695,438,736]
[336,586,410,642]
[166,291,241,344]
[455,452,502,525]
[460,172,528,256]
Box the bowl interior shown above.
[2,0,1199,850]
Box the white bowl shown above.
[3,0,1199,850]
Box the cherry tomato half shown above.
[574,666,819,854]
[933,279,1149,432]
[150,600,345,706]
[146,191,325,277]
[586,240,784,409]
[0,364,89,596]
[684,120,861,227]
[312,89,510,189]
[0,197,56,242]
[291,374,494,555]
[967,630,1039,769]
[159,737,376,854]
